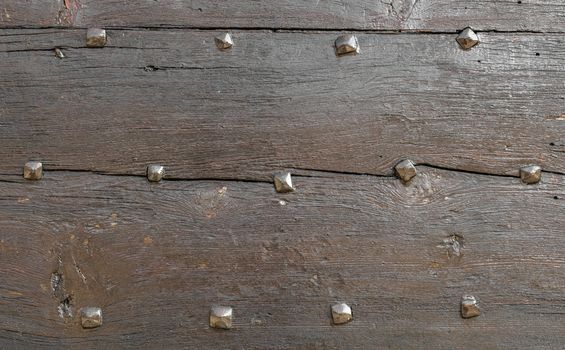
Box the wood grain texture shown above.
[0,29,564,180]
[0,167,564,349]
[1,0,565,32]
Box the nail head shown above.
[209,305,233,329]
[456,28,479,50]
[461,295,480,318]
[520,165,541,184]
[80,307,103,328]
[23,161,43,180]
[274,172,295,193]
[54,48,65,58]
[395,159,417,182]
[215,33,234,50]
[331,303,352,325]
[86,28,107,48]
[335,35,359,56]
[147,164,165,182]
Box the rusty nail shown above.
[86,28,107,48]
[456,28,479,50]
[461,295,480,318]
[331,303,352,325]
[147,164,165,182]
[274,172,295,193]
[80,307,103,328]
[23,161,43,180]
[209,306,233,329]
[335,35,359,56]
[520,165,542,184]
[215,33,234,50]
[395,159,417,182]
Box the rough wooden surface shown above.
[3,1,565,348]
[1,29,564,180]
[0,167,564,349]
[2,0,565,32]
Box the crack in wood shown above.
[0,25,561,34]
[51,267,73,321]
[3,163,564,183]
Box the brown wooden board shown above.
[0,167,564,349]
[1,29,564,181]
[2,0,565,32]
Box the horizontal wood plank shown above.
[0,168,564,348]
[2,0,565,32]
[0,29,564,180]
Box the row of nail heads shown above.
[74,27,479,56]
[79,297,480,330]
[21,160,544,186]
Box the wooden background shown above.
[1,1,564,349]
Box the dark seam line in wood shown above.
[4,48,59,53]
[418,163,565,178]
[0,25,559,34]
[294,164,565,179]
[163,176,271,185]
[415,163,519,179]
[291,166,394,179]
[2,165,564,182]
[0,168,273,185]
[0,52,238,69]
[534,169,565,177]
[295,165,506,179]
[3,47,171,53]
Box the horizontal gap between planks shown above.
[0,25,561,35]
[2,164,564,182]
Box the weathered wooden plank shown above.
[0,167,564,348]
[2,0,565,32]
[0,29,563,180]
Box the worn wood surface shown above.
[2,0,565,32]
[1,29,564,180]
[2,1,565,348]
[0,168,564,349]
